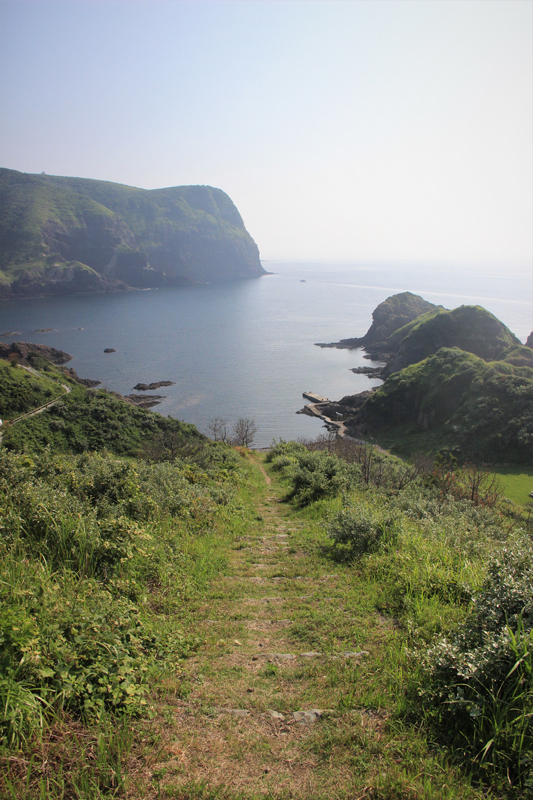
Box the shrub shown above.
[286,450,359,506]
[327,499,399,556]
[419,544,533,794]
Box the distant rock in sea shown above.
[133,381,175,391]
[104,348,116,353]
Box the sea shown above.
[1,261,532,448]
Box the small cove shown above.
[0,260,531,447]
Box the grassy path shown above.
[135,455,487,800]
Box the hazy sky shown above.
[1,0,532,263]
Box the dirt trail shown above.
[142,457,387,799]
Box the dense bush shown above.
[267,442,360,506]
[419,545,533,795]
[327,499,399,556]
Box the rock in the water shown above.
[133,381,175,390]
[103,348,116,353]
[124,394,164,409]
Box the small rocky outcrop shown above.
[526,331,533,349]
[103,348,116,353]
[124,394,164,409]
[62,367,101,387]
[133,381,175,391]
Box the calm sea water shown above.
[1,261,531,447]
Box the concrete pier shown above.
[302,391,329,404]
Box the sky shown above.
[1,0,532,264]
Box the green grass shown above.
[358,346,533,464]
[494,467,533,507]
[0,360,66,419]
[2,428,532,799]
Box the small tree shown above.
[232,417,258,448]
[207,417,228,443]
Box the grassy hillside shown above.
[0,167,265,298]
[383,304,520,377]
[0,359,65,419]
[1,435,531,800]
[352,347,533,463]
[0,354,203,456]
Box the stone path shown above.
[142,458,385,798]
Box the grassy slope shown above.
[2,448,518,800]
[0,359,66,419]
[0,169,115,279]
[0,358,202,456]
[361,347,533,464]
[384,305,521,376]
[494,467,533,507]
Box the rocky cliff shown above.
[0,168,266,298]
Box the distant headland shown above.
[0,167,266,299]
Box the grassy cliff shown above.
[352,347,533,463]
[0,167,265,298]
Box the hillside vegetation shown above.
[1,423,532,799]
[1,348,532,799]
[353,347,533,463]
[316,293,533,465]
[0,167,265,298]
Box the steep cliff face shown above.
[0,168,265,298]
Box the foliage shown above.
[271,445,360,506]
[2,387,202,456]
[0,445,240,746]
[327,498,399,556]
[419,545,533,795]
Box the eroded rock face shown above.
[526,331,533,349]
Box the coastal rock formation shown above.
[308,294,531,464]
[0,168,266,299]
[0,341,72,365]
[124,394,165,409]
[316,292,439,352]
[133,381,175,391]
[63,367,101,387]
[381,304,520,378]
[526,331,533,349]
